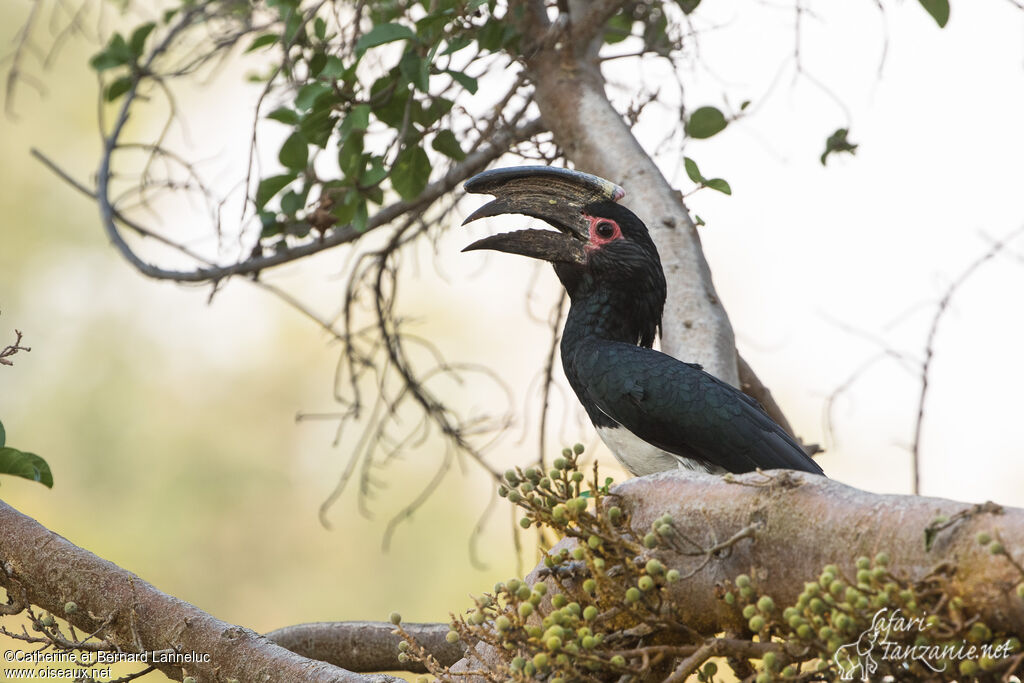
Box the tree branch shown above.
[266,621,464,673]
[87,118,543,283]
[0,500,402,683]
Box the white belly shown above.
[596,425,726,476]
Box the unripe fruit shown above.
[389,612,402,625]
[855,556,871,570]
[573,443,584,454]
[608,506,623,523]
[736,574,751,588]
[583,605,598,621]
[610,655,625,667]
[546,636,562,651]
[638,576,655,592]
[64,601,78,614]
[625,587,641,603]
[533,653,548,669]
[495,615,511,631]
[583,578,596,593]
[519,602,534,618]
[976,531,992,545]
[959,660,979,676]
[572,547,585,561]
[588,535,601,549]
[666,569,680,583]
[553,457,566,470]
[398,641,409,652]
[446,630,459,643]
[757,596,775,613]
[748,615,766,632]
[519,517,531,529]
[643,533,658,548]
[552,594,567,609]
[397,653,409,664]
[743,605,758,619]
[762,651,777,671]
[874,552,890,566]
[646,559,664,575]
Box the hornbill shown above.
[462,166,823,477]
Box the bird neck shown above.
[560,280,662,351]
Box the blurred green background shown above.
[0,4,534,676]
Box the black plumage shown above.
[463,166,823,477]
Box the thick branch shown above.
[0,500,400,683]
[598,472,1024,633]
[267,621,464,673]
[454,471,1024,675]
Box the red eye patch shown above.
[584,214,622,250]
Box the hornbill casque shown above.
[462,166,824,477]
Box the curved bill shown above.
[461,166,625,241]
[461,166,624,263]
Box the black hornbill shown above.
[462,166,823,477]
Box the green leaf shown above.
[820,127,858,166]
[309,51,327,77]
[441,35,472,56]
[0,419,5,447]
[267,107,299,125]
[104,76,134,102]
[446,69,478,94]
[686,106,728,139]
[683,157,704,184]
[321,56,346,79]
[339,104,371,141]
[917,0,950,28]
[352,199,369,233]
[280,190,304,216]
[431,130,465,161]
[391,145,431,200]
[399,52,430,92]
[338,132,365,177]
[604,12,634,44]
[0,447,53,488]
[278,132,308,170]
[246,33,279,53]
[362,156,388,186]
[704,178,732,195]
[128,22,156,57]
[259,211,282,238]
[89,33,133,72]
[295,82,332,111]
[676,0,701,14]
[355,23,416,56]
[299,106,336,148]
[256,173,297,209]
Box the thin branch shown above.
[911,225,1024,494]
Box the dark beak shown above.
[461,166,624,264]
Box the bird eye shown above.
[595,221,616,239]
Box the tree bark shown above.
[450,471,1024,675]
[0,500,400,683]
